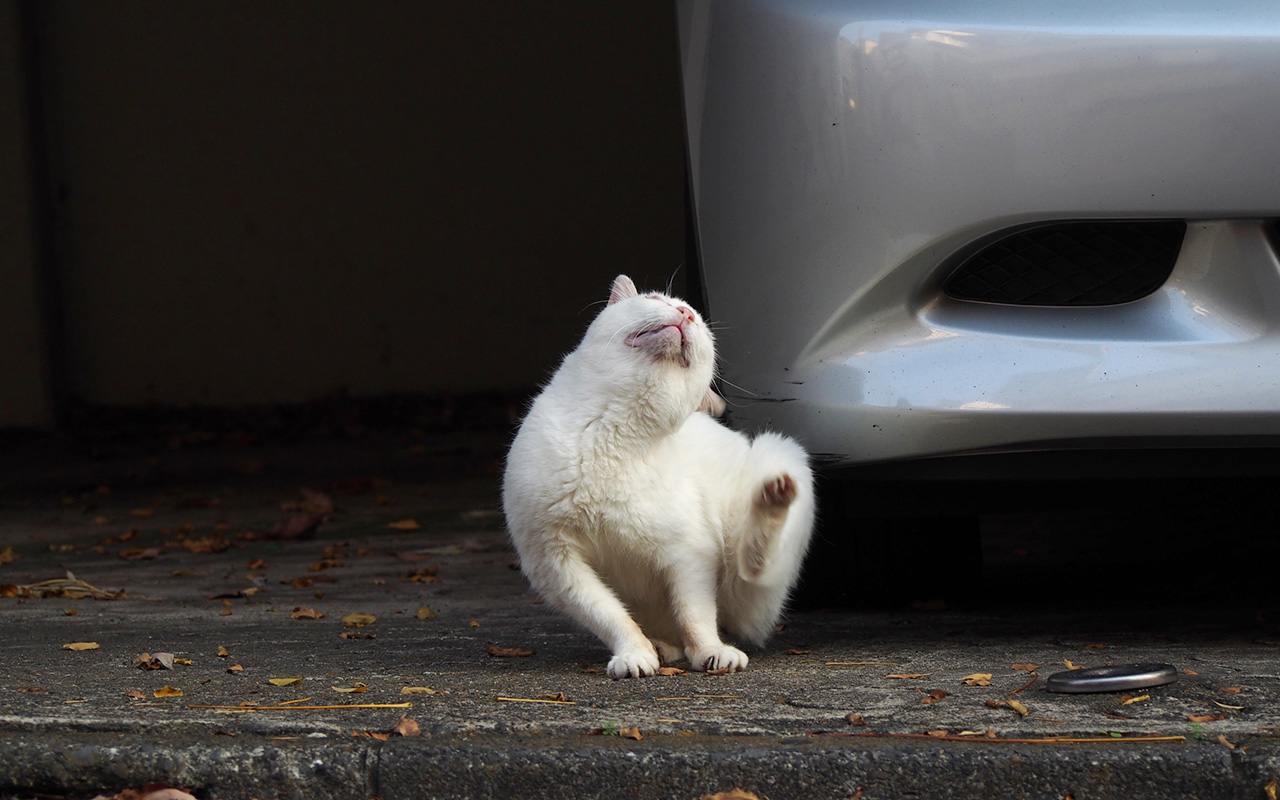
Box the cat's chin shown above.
[627,326,692,367]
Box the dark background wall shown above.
[0,0,686,425]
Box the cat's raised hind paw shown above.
[756,473,798,516]
[689,644,749,674]
[607,648,661,679]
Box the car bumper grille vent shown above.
[943,221,1186,306]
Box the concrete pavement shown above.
[0,421,1277,799]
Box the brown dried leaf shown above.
[699,790,760,800]
[845,713,867,727]
[401,686,438,695]
[227,664,244,673]
[402,567,440,583]
[887,673,931,680]
[247,558,268,570]
[1063,659,1084,670]
[120,547,162,561]
[268,677,302,687]
[1006,699,1030,717]
[1265,778,1278,800]
[332,683,367,693]
[1011,663,1039,672]
[216,646,230,657]
[618,725,643,741]
[387,518,422,531]
[1218,686,1242,695]
[175,536,230,554]
[925,729,949,738]
[786,648,813,655]
[920,689,949,705]
[389,715,421,737]
[1188,712,1227,723]
[125,690,146,700]
[1121,694,1150,705]
[416,606,438,620]
[339,631,376,639]
[341,613,377,628]
[0,546,19,565]
[291,606,325,620]
[487,645,534,658]
[269,514,322,541]
[1215,734,1236,749]
[961,673,993,687]
[153,685,183,698]
[62,642,100,651]
[657,667,687,677]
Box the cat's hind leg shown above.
[649,638,684,665]
[721,432,816,646]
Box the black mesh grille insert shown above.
[943,221,1186,306]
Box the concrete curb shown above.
[3,731,1277,800]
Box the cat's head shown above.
[580,275,725,417]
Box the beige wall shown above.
[1,1,684,420]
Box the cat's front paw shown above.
[689,644,749,674]
[607,648,661,679]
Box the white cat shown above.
[502,275,815,679]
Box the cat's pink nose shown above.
[677,305,695,322]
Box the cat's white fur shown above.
[502,275,815,678]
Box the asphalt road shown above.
[0,422,1277,799]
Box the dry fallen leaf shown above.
[387,519,422,531]
[1004,699,1030,717]
[1265,777,1278,800]
[699,790,760,800]
[401,686,437,695]
[1187,712,1226,723]
[341,613,377,628]
[134,652,175,670]
[487,645,535,658]
[62,642,100,651]
[291,606,325,620]
[339,631,376,639]
[153,685,183,698]
[925,729,949,738]
[618,726,643,741]
[845,713,867,727]
[887,673,931,680]
[0,546,18,565]
[269,513,322,540]
[227,664,244,673]
[961,673,993,687]
[920,689,949,705]
[1215,734,1236,749]
[268,677,302,687]
[125,690,146,700]
[1063,659,1084,671]
[247,558,268,570]
[416,606,438,620]
[402,567,439,584]
[389,715,421,737]
[657,667,687,677]
[332,683,368,693]
[216,646,230,657]
[1218,687,1242,695]
[1121,694,1150,706]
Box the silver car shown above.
[680,1,1280,469]
[677,1,1280,596]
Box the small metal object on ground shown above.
[1046,663,1179,694]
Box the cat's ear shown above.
[698,388,726,417]
[608,275,639,305]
